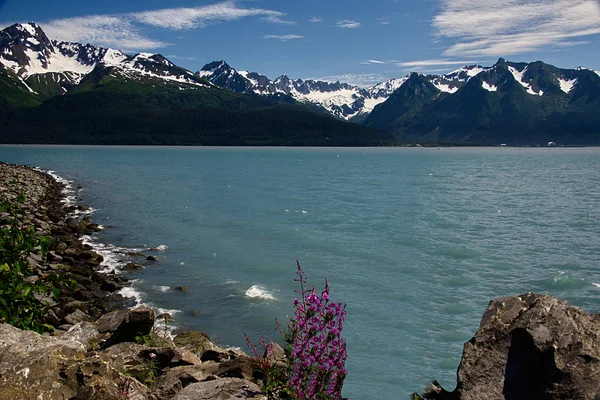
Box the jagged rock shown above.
[421,293,600,400]
[173,377,266,400]
[97,306,156,348]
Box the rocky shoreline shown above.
[0,162,272,400]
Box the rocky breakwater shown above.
[419,293,600,400]
[0,162,275,400]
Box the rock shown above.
[216,358,255,381]
[97,306,156,348]
[47,250,63,262]
[63,309,93,325]
[175,286,189,292]
[61,321,100,349]
[146,255,158,261]
[64,354,156,400]
[421,293,600,400]
[173,331,219,357]
[173,378,266,400]
[0,323,85,399]
[123,262,144,271]
[263,342,286,366]
[154,364,220,399]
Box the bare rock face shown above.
[422,293,600,400]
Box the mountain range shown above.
[0,22,599,145]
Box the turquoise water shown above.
[2,146,600,399]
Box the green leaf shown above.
[53,288,60,300]
[22,285,32,298]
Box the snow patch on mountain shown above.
[482,81,497,92]
[432,82,459,93]
[508,66,542,96]
[557,77,577,94]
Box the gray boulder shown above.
[173,377,266,400]
[97,306,156,348]
[421,293,600,400]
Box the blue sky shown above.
[1,0,599,87]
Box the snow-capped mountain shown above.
[197,61,402,120]
[197,59,593,121]
[364,58,600,145]
[0,22,209,96]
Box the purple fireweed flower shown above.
[289,261,347,400]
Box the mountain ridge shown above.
[0,22,599,145]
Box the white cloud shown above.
[166,55,198,61]
[42,16,169,51]
[313,73,387,87]
[34,1,291,51]
[263,34,304,40]
[309,17,323,23]
[377,17,391,26]
[133,1,293,29]
[433,0,600,57]
[397,59,479,67]
[335,20,361,28]
[362,60,387,65]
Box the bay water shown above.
[2,146,600,399]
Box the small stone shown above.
[175,286,189,292]
[122,262,144,271]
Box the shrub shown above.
[0,186,59,332]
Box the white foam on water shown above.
[592,283,600,288]
[118,286,143,306]
[245,285,276,300]
[153,285,171,292]
[42,168,76,205]
[154,244,169,251]
[156,307,181,316]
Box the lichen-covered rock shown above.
[173,331,220,357]
[0,323,85,400]
[421,293,600,400]
[173,377,266,400]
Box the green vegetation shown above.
[0,186,60,333]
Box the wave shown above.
[118,285,143,306]
[244,284,276,301]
